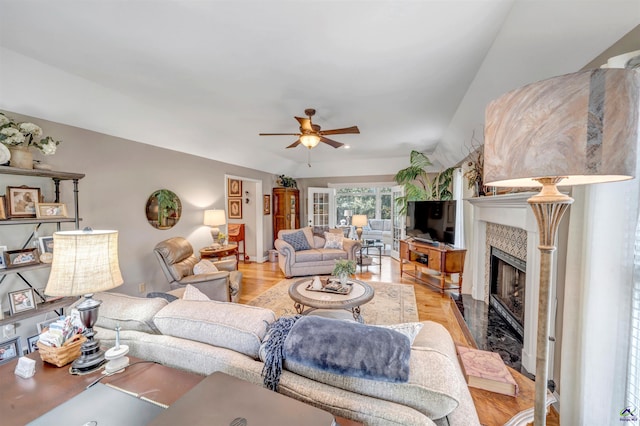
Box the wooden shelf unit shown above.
[0,297,78,327]
[399,239,466,294]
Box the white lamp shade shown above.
[344,210,353,217]
[352,215,368,227]
[484,68,639,187]
[204,209,226,226]
[45,230,123,296]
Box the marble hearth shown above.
[466,193,559,375]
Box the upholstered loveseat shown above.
[361,219,392,244]
[274,227,361,278]
[93,291,480,426]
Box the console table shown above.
[399,239,466,294]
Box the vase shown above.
[339,272,349,285]
[8,146,33,169]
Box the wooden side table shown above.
[200,244,239,268]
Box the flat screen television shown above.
[405,200,457,245]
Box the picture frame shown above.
[227,179,242,198]
[0,337,20,365]
[27,335,39,353]
[8,288,36,315]
[6,186,40,218]
[263,194,271,215]
[35,202,68,219]
[0,245,7,270]
[38,236,54,254]
[37,317,59,334]
[228,198,242,219]
[5,248,39,268]
[0,195,6,220]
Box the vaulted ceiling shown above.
[1,1,638,178]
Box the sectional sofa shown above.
[92,291,480,426]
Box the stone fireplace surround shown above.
[467,192,559,375]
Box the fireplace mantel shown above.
[466,192,554,374]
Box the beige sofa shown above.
[274,227,361,278]
[93,292,480,426]
[361,219,392,244]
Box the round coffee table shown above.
[288,278,374,323]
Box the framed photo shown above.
[228,198,242,219]
[8,288,36,314]
[35,202,68,219]
[6,186,40,218]
[227,179,242,197]
[27,335,39,353]
[5,248,39,268]
[0,337,20,365]
[263,195,271,215]
[37,317,59,334]
[0,245,7,270]
[0,195,6,220]
[38,236,54,254]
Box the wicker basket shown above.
[37,333,86,367]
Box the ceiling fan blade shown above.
[259,133,301,136]
[295,116,313,132]
[286,139,301,149]
[320,136,344,148]
[319,126,360,136]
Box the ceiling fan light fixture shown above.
[300,134,320,148]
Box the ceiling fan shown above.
[259,108,360,149]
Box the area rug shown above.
[246,279,419,325]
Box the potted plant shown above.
[463,132,486,196]
[0,113,61,169]
[332,259,356,285]
[393,150,455,215]
[276,174,297,188]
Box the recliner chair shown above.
[154,237,242,302]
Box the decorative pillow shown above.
[91,292,168,334]
[374,322,424,345]
[193,259,219,275]
[323,232,344,250]
[153,300,277,359]
[183,284,211,301]
[281,230,311,251]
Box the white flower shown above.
[0,127,26,145]
[39,140,57,155]
[0,115,10,126]
[18,123,43,137]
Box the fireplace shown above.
[489,247,526,340]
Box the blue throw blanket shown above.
[261,316,411,391]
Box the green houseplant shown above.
[153,189,180,228]
[394,150,455,214]
[332,259,356,285]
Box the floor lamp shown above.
[484,68,639,425]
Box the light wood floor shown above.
[237,257,559,426]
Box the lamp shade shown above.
[344,210,353,217]
[352,214,368,227]
[203,209,226,226]
[45,230,123,296]
[300,134,321,148]
[484,68,639,187]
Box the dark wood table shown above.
[0,353,202,426]
[0,353,364,426]
[200,243,239,267]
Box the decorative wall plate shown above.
[0,144,10,165]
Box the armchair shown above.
[154,237,242,302]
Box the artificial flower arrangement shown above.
[0,112,61,155]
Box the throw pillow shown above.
[374,322,424,345]
[183,284,211,301]
[281,230,311,251]
[193,259,219,275]
[323,232,343,250]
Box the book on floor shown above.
[456,345,519,397]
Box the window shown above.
[334,186,392,224]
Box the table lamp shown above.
[484,68,639,425]
[344,209,353,224]
[351,214,368,240]
[204,209,226,245]
[44,229,124,374]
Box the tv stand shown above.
[400,239,466,294]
